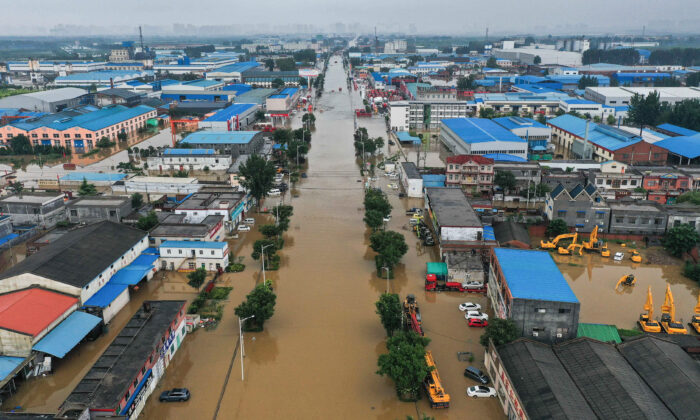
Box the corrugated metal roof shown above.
[21,87,88,102]
[83,283,129,308]
[548,114,642,152]
[396,131,421,144]
[202,103,257,122]
[0,288,77,336]
[482,153,527,162]
[494,248,578,303]
[33,311,101,358]
[181,131,260,145]
[163,148,216,156]
[0,356,25,381]
[576,323,621,343]
[442,118,526,144]
[59,172,126,182]
[656,123,699,137]
[655,133,700,159]
[12,105,154,132]
[161,240,227,249]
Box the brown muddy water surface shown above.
[6,59,505,419]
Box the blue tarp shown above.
[33,312,102,358]
[83,283,129,308]
[483,226,496,241]
[0,233,18,247]
[0,356,25,381]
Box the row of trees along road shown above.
[363,188,408,276]
[251,204,294,271]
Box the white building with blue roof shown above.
[489,248,580,343]
[179,131,264,157]
[440,118,528,160]
[159,240,229,272]
[198,103,259,131]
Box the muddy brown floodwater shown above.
[137,58,506,420]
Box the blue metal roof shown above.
[494,248,578,303]
[441,118,526,144]
[212,61,260,74]
[547,114,641,152]
[60,172,126,182]
[279,87,298,96]
[0,233,18,247]
[269,94,288,99]
[183,79,221,88]
[493,116,547,130]
[222,83,253,94]
[422,174,445,188]
[396,131,421,144]
[202,103,257,122]
[55,70,149,83]
[0,356,24,381]
[161,240,227,249]
[483,225,496,241]
[12,105,154,132]
[482,153,527,162]
[163,148,216,156]
[33,311,102,358]
[181,131,259,145]
[83,282,129,308]
[657,123,699,137]
[655,133,700,159]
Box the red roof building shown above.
[445,155,495,196]
[0,288,77,337]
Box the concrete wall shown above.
[0,273,81,296]
[67,202,132,224]
[0,329,33,358]
[441,226,482,242]
[510,299,579,344]
[608,208,667,235]
[101,287,130,324]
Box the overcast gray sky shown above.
[2,0,699,36]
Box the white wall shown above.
[440,226,483,242]
[101,287,130,324]
[389,103,409,131]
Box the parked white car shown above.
[465,311,488,321]
[466,386,496,398]
[458,302,481,312]
[463,281,485,290]
[383,215,391,222]
[614,252,624,261]
[237,225,251,232]
[268,189,281,196]
[244,218,255,225]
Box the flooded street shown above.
[140,58,504,419]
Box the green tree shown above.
[376,331,431,401]
[677,191,700,205]
[364,209,385,231]
[8,181,24,197]
[662,223,700,258]
[273,128,293,145]
[239,155,276,210]
[9,134,33,155]
[375,293,402,337]
[479,107,496,119]
[479,318,519,347]
[370,230,409,272]
[136,211,159,231]
[271,78,285,89]
[456,75,475,90]
[96,137,114,148]
[537,114,547,124]
[264,58,274,71]
[251,238,278,260]
[187,267,207,289]
[276,57,297,71]
[546,218,569,237]
[131,192,143,209]
[259,224,282,238]
[687,72,700,87]
[364,189,391,217]
[302,112,316,126]
[533,55,542,65]
[486,56,498,68]
[78,178,98,196]
[577,74,599,90]
[628,91,661,135]
[287,139,309,166]
[254,110,266,121]
[234,281,277,331]
[494,170,516,193]
[607,114,616,125]
[117,132,127,142]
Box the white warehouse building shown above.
[440,118,528,160]
[148,149,233,172]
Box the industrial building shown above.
[241,70,301,87]
[485,335,700,420]
[488,248,580,343]
[2,105,157,152]
[492,116,551,158]
[120,176,201,199]
[0,88,87,113]
[59,300,187,419]
[174,190,246,227]
[53,70,152,86]
[159,241,229,271]
[150,214,224,246]
[66,196,132,224]
[205,61,261,82]
[179,131,265,157]
[389,100,473,131]
[148,148,233,173]
[440,118,528,160]
[0,193,66,229]
[547,114,668,164]
[492,47,582,66]
[266,88,300,116]
[584,86,700,107]
[399,162,423,197]
[474,91,571,117]
[198,103,259,131]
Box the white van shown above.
[244,218,255,225]
[268,189,281,196]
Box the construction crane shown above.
[638,286,661,333]
[541,232,577,250]
[615,274,636,291]
[691,295,700,334]
[660,284,687,335]
[630,249,642,263]
[423,351,450,409]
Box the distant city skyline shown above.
[2,0,700,37]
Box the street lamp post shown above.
[296,145,301,169]
[383,266,390,294]
[239,315,255,381]
[261,243,273,285]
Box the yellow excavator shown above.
[660,284,687,335]
[615,274,636,290]
[582,226,611,257]
[691,295,700,334]
[630,249,642,263]
[541,232,576,250]
[638,286,661,333]
[559,243,583,255]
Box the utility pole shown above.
[139,26,145,51]
[239,315,255,381]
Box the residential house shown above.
[445,155,494,196]
[665,203,700,232]
[588,160,644,200]
[639,167,690,204]
[0,193,66,229]
[544,183,609,231]
[540,168,586,192]
[66,197,132,224]
[607,200,668,235]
